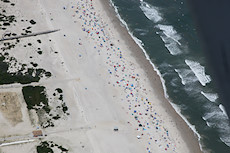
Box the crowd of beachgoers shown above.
[71,0,177,152]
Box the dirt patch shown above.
[0,92,22,126]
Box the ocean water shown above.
[109,0,230,152]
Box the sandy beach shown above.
[0,0,202,152]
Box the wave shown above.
[219,104,228,118]
[175,68,198,85]
[157,24,182,45]
[185,59,211,86]
[140,1,163,23]
[109,0,203,151]
[220,131,230,147]
[134,28,149,36]
[156,24,184,55]
[201,91,218,102]
[202,108,227,121]
[139,1,186,56]
[202,112,215,121]
[202,103,230,147]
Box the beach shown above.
[0,0,202,152]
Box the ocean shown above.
[109,0,230,152]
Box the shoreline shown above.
[0,0,204,152]
[99,0,203,152]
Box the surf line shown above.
[162,31,182,46]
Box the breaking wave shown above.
[156,24,185,55]
[202,104,230,147]
[185,59,211,86]
[201,91,218,102]
[140,1,163,23]
[139,1,186,56]
[175,68,198,85]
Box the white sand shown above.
[0,0,202,153]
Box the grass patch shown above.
[1,0,10,3]
[62,104,68,113]
[29,19,36,25]
[56,88,63,93]
[58,145,68,152]
[37,39,41,43]
[37,141,53,153]
[45,72,52,77]
[1,42,16,51]
[0,54,52,85]
[0,8,16,30]
[23,86,69,128]
[37,141,68,153]
[22,86,50,113]
[22,86,54,128]
[37,51,43,55]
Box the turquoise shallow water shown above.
[110,0,230,152]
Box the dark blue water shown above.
[110,0,230,152]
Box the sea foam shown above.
[134,28,149,36]
[140,1,163,23]
[202,103,230,147]
[185,59,211,86]
[156,24,183,55]
[110,0,203,151]
[157,24,182,45]
[219,104,228,117]
[175,68,198,85]
[139,1,184,56]
[201,91,218,102]
[217,104,230,147]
